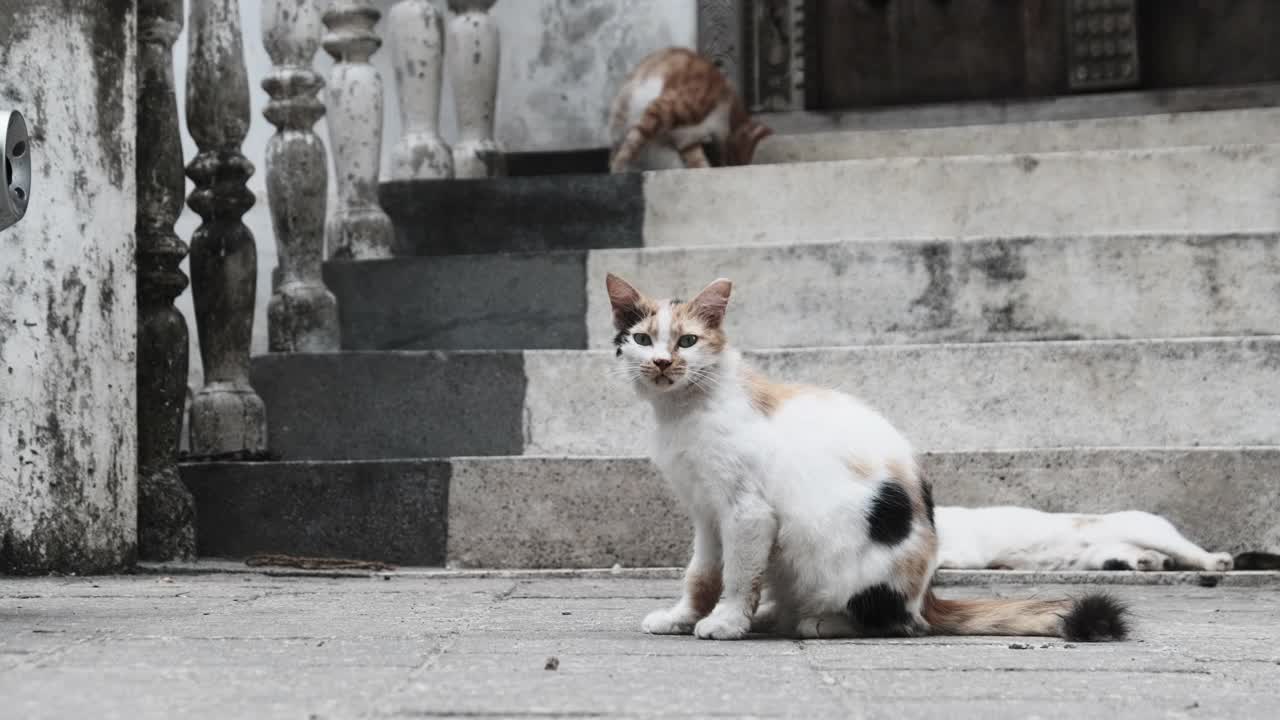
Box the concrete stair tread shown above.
[139,559,1280,587]
[181,448,1280,568]
[326,232,1280,352]
[759,82,1280,135]
[251,336,1280,460]
[379,142,1280,255]
[645,142,1280,248]
[755,106,1280,164]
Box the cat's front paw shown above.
[694,608,751,640]
[1203,552,1234,572]
[641,608,697,635]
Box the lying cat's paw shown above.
[694,610,751,640]
[641,608,697,635]
[1204,553,1233,572]
[1136,550,1173,571]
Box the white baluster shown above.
[263,0,341,351]
[388,0,453,180]
[447,0,505,178]
[322,1,394,258]
[186,0,268,456]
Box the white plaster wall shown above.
[172,0,694,388]
[0,1,138,572]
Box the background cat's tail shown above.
[922,591,1129,642]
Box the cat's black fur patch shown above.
[846,583,912,633]
[921,479,936,527]
[1062,593,1129,642]
[612,304,650,337]
[866,481,913,545]
[1101,559,1132,571]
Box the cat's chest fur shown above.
[650,397,771,510]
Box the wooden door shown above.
[1139,0,1280,88]
[816,0,1066,110]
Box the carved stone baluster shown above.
[447,0,505,178]
[263,0,340,351]
[388,0,453,180]
[323,1,394,259]
[186,0,268,456]
[137,0,195,561]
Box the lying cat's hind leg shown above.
[1089,543,1173,571]
[1105,511,1232,571]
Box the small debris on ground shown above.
[1063,643,1077,649]
[561,611,572,616]
[1008,642,1032,650]
[544,656,560,671]
[245,553,397,572]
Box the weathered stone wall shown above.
[0,0,137,573]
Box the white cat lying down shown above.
[935,506,1233,572]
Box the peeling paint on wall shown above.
[0,0,137,573]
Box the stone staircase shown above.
[181,99,1280,569]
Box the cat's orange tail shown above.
[922,591,1128,642]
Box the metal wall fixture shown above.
[1,109,31,231]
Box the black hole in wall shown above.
[11,141,25,158]
[4,157,10,187]
[13,187,24,200]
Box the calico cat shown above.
[607,273,1129,641]
[935,506,1235,572]
[608,47,772,173]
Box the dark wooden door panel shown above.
[817,0,1066,109]
[819,0,900,108]
[894,0,1026,102]
[1139,0,1280,88]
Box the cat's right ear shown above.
[689,277,732,328]
[606,273,646,331]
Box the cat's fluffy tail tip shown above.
[1063,592,1130,642]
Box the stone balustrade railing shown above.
[137,0,505,555]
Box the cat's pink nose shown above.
[653,358,672,370]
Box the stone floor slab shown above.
[3,575,1278,719]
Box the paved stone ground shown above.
[3,572,1279,719]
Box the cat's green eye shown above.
[677,334,698,348]
[632,333,653,346]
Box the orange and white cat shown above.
[607,273,1129,642]
[608,47,771,173]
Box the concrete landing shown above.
[3,574,1278,719]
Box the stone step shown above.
[181,448,1280,567]
[645,143,1280,248]
[755,107,1280,164]
[381,144,1280,255]
[252,337,1280,460]
[760,82,1280,136]
[324,233,1280,351]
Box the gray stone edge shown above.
[137,560,1280,587]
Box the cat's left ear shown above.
[690,278,732,328]
[606,273,647,331]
